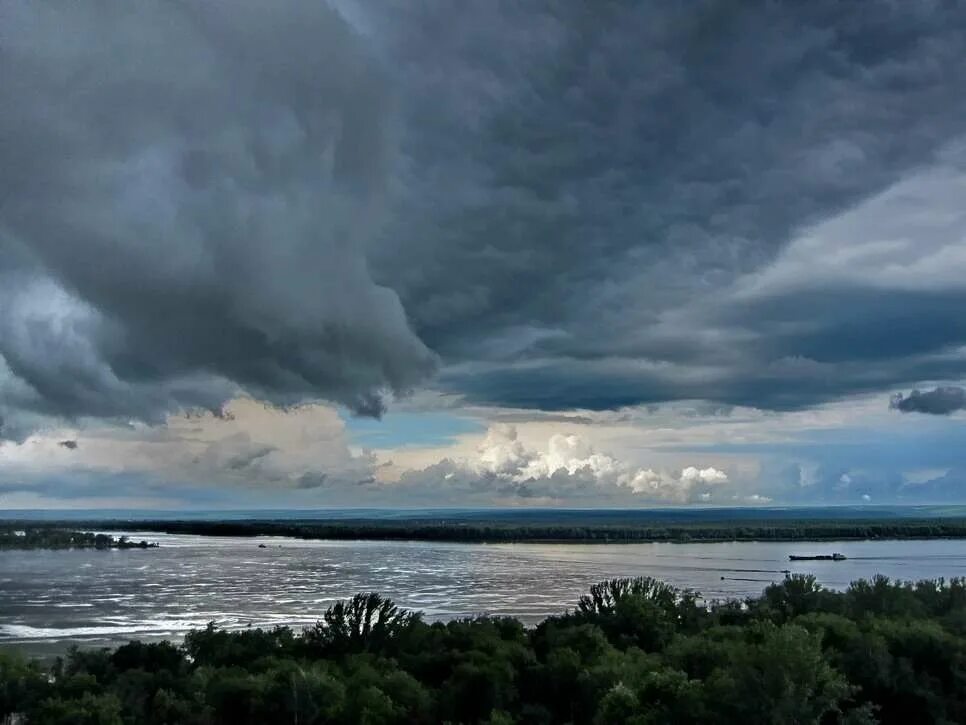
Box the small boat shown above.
[789,553,846,561]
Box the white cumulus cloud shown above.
[437,425,730,504]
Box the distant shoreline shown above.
[6,515,966,545]
[0,529,159,551]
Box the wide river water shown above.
[3,533,966,655]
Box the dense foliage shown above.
[0,529,157,550]
[3,575,966,724]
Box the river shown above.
[3,533,965,655]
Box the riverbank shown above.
[8,514,966,544]
[0,529,159,550]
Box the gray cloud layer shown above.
[892,387,966,415]
[3,1,966,437]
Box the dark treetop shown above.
[3,573,966,724]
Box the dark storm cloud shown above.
[892,387,966,415]
[370,0,966,411]
[0,1,434,436]
[3,1,966,435]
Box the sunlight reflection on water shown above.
[2,533,965,654]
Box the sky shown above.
[2,0,966,509]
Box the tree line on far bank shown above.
[13,517,966,544]
[3,574,966,724]
[0,529,157,550]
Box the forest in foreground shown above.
[2,574,966,724]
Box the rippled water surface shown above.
[3,533,966,654]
